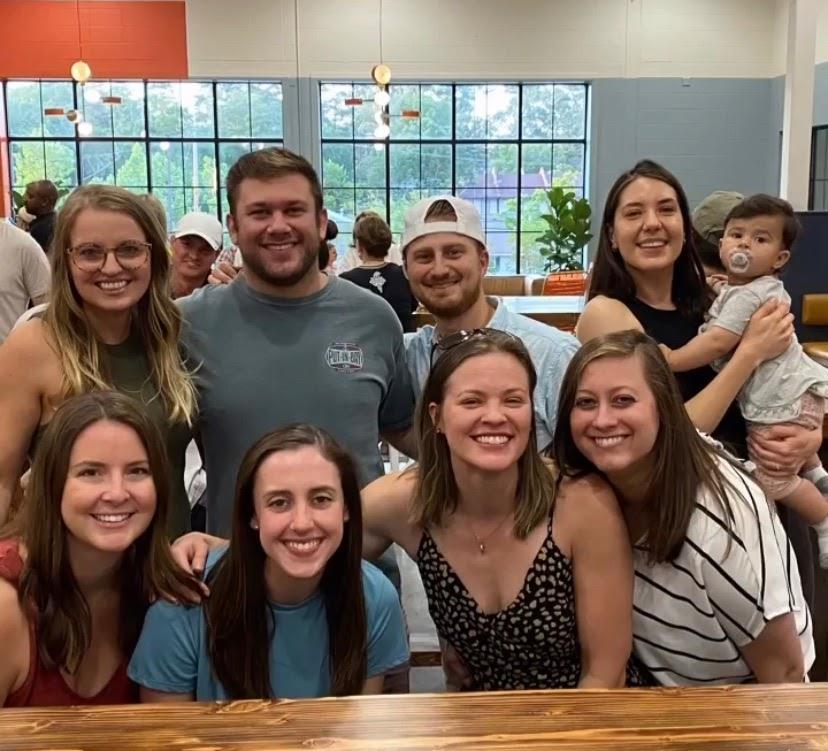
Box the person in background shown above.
[0,185,196,536]
[660,194,828,565]
[318,220,339,273]
[0,222,50,344]
[129,425,408,701]
[339,211,404,273]
[0,391,202,707]
[692,190,743,278]
[576,159,821,604]
[402,195,579,451]
[341,214,417,333]
[169,212,223,300]
[22,180,59,254]
[554,331,813,685]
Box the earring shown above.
[250,519,259,530]
[435,427,442,434]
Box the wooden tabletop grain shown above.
[2,685,828,750]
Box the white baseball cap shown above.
[400,195,486,252]
[173,212,223,251]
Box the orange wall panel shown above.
[0,1,188,79]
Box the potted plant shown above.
[534,187,592,295]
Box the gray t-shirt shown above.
[702,275,828,423]
[180,276,415,535]
[0,222,50,343]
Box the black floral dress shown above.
[416,514,651,690]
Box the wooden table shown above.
[414,295,585,329]
[2,685,828,750]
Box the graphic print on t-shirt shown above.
[325,342,364,373]
[369,271,387,294]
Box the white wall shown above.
[187,0,782,79]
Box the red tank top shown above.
[0,538,137,707]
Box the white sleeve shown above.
[694,471,804,648]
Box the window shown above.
[810,125,828,211]
[4,80,283,231]
[320,82,589,273]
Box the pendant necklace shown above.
[469,509,513,555]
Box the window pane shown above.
[320,83,355,139]
[486,231,517,274]
[389,85,420,140]
[553,84,586,139]
[522,143,552,181]
[217,83,250,138]
[389,188,423,234]
[42,82,76,138]
[156,187,187,228]
[519,231,546,275]
[420,85,452,140]
[81,82,115,138]
[354,84,379,139]
[522,85,555,140]
[219,141,251,185]
[456,143,486,189]
[80,142,115,184]
[184,187,219,216]
[324,188,355,219]
[148,82,183,138]
[486,85,519,140]
[151,141,184,186]
[456,85,486,140]
[354,143,385,188]
[354,188,387,219]
[251,82,283,138]
[181,142,216,188]
[552,143,585,188]
[7,81,43,137]
[421,144,452,190]
[44,141,79,188]
[11,142,45,187]
[390,144,420,188]
[114,142,147,189]
[322,142,355,186]
[112,82,146,137]
[181,82,214,138]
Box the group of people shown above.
[0,145,825,708]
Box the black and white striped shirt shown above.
[632,457,814,685]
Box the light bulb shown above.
[374,89,390,107]
[70,60,92,84]
[85,88,102,104]
[371,64,391,85]
[159,141,171,152]
[77,121,94,137]
[374,123,390,139]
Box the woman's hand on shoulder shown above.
[575,296,644,344]
[169,532,226,579]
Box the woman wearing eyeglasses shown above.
[174,328,646,690]
[0,185,196,536]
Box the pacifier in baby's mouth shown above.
[726,250,751,273]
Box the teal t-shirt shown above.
[128,551,409,700]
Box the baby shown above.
[662,194,828,565]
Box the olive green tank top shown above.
[31,327,192,539]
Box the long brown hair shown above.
[551,330,741,564]
[45,184,196,423]
[587,159,713,319]
[205,424,367,698]
[412,330,557,538]
[2,391,201,673]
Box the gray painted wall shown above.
[589,78,778,228]
[814,62,828,125]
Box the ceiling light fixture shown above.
[70,0,92,84]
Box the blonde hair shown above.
[45,185,196,424]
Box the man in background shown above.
[170,211,223,299]
[22,180,59,254]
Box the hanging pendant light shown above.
[70,1,92,84]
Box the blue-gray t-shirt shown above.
[127,552,409,700]
[179,277,415,536]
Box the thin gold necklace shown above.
[468,509,514,555]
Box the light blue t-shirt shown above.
[405,297,580,451]
[128,552,409,700]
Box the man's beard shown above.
[242,240,319,288]
[418,282,480,319]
